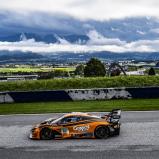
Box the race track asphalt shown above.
[0,111,159,159]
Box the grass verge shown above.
[0,98,159,114]
[1,76,159,92]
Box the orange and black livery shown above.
[30,109,121,140]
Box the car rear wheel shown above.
[94,126,109,139]
[40,128,54,140]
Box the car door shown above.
[57,116,79,138]
[67,116,94,138]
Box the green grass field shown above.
[0,98,159,114]
[0,67,75,73]
[1,76,159,91]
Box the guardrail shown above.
[0,87,159,103]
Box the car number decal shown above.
[61,127,69,133]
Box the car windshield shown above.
[51,115,65,124]
[50,114,101,125]
[51,115,81,124]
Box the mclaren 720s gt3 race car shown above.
[30,109,121,140]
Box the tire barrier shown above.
[0,87,159,103]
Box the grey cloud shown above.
[0,11,85,34]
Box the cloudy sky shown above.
[0,0,159,54]
[0,0,159,20]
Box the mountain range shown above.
[0,51,159,64]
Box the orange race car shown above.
[29,109,121,140]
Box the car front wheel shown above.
[40,128,54,140]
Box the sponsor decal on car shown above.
[73,125,89,132]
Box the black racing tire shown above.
[40,128,54,140]
[115,128,120,135]
[94,126,109,139]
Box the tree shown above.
[75,64,84,76]
[148,67,156,76]
[84,58,106,77]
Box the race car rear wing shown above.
[101,109,121,123]
[110,109,121,119]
